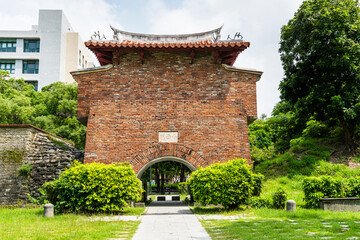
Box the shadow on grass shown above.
[37,206,146,217]
[191,206,248,215]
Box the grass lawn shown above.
[192,173,360,239]
[0,207,145,240]
[262,175,305,206]
[198,208,360,240]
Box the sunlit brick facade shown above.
[71,26,262,175]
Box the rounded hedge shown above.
[43,161,142,213]
[189,158,263,209]
[303,176,360,208]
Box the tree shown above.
[248,118,276,166]
[0,70,86,149]
[248,100,302,158]
[279,0,360,147]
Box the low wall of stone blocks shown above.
[320,198,360,212]
[0,125,83,205]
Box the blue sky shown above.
[0,0,305,117]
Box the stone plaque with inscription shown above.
[159,132,178,143]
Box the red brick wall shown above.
[73,50,261,172]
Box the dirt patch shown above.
[328,142,360,169]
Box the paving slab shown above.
[198,214,256,220]
[132,201,211,240]
[85,216,139,221]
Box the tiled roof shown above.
[85,39,249,66]
[85,40,250,49]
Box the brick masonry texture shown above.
[0,126,83,205]
[73,50,261,173]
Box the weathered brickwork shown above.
[0,125,83,205]
[73,49,261,173]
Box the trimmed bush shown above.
[189,158,260,209]
[166,183,179,191]
[272,188,287,209]
[252,174,264,196]
[43,161,142,213]
[303,176,348,208]
[178,182,189,194]
[249,196,271,209]
[348,177,360,197]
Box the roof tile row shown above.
[85,40,250,49]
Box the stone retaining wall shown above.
[320,198,360,212]
[0,125,83,205]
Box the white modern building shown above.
[0,10,94,91]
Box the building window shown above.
[82,56,84,68]
[24,39,40,52]
[79,50,81,65]
[23,60,39,74]
[0,61,15,74]
[0,39,16,52]
[25,81,38,91]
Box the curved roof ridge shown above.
[110,25,223,43]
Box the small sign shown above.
[159,132,178,143]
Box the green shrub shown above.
[42,181,56,204]
[178,182,189,194]
[189,158,258,209]
[303,176,347,208]
[18,164,33,179]
[166,183,179,190]
[252,174,264,196]
[43,161,142,213]
[249,196,271,209]
[27,188,48,205]
[347,177,360,198]
[272,188,287,209]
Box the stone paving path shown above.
[132,200,211,240]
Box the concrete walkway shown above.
[132,200,211,240]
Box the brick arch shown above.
[130,143,207,176]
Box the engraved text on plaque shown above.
[159,132,178,143]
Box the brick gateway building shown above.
[71,26,262,177]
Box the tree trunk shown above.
[339,116,354,148]
[155,167,160,193]
[180,165,185,182]
[142,181,147,202]
[161,172,165,195]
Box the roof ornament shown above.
[227,32,243,41]
[212,27,222,42]
[110,25,223,43]
[91,31,107,41]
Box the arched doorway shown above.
[129,143,207,175]
[130,144,206,201]
[137,156,195,201]
[136,156,197,179]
